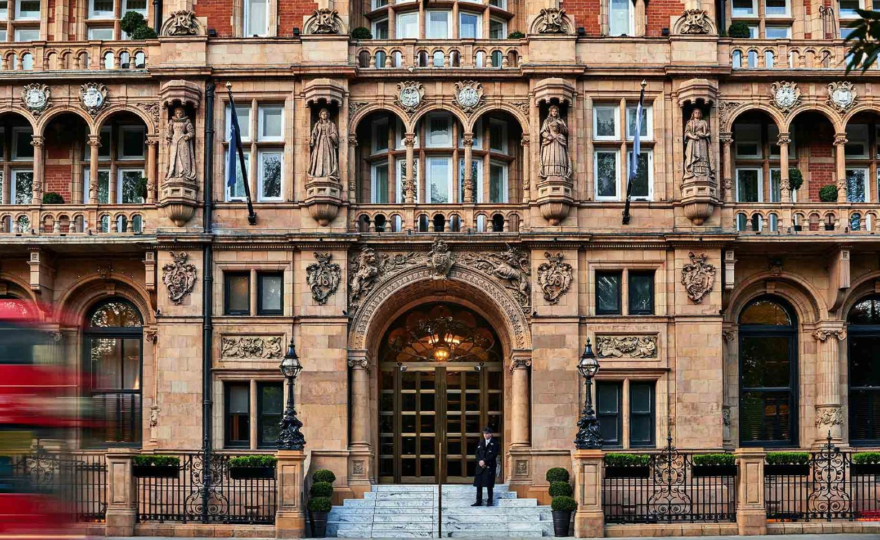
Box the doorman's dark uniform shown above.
[473,435,499,505]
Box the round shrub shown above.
[549,481,573,498]
[508,31,525,39]
[819,184,838,202]
[551,495,577,512]
[310,481,333,498]
[131,26,158,39]
[728,22,751,39]
[42,192,64,204]
[788,168,804,192]
[313,469,337,484]
[546,467,570,483]
[351,27,373,40]
[308,496,332,513]
[121,11,147,34]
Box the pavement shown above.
[105,535,880,540]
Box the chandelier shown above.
[383,306,499,363]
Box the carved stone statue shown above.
[309,108,339,180]
[539,105,572,180]
[683,109,714,181]
[165,107,196,183]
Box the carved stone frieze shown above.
[813,328,847,341]
[221,336,284,359]
[161,252,197,305]
[681,252,716,304]
[80,83,108,117]
[306,252,341,305]
[537,252,572,305]
[459,245,531,308]
[827,81,857,113]
[21,83,50,116]
[304,8,346,34]
[771,81,801,113]
[396,81,425,114]
[348,246,421,311]
[815,406,843,428]
[595,336,658,358]
[453,81,484,114]
[161,10,204,36]
[426,238,455,279]
[349,101,369,116]
[717,101,742,129]
[137,102,161,127]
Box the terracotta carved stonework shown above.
[815,406,843,429]
[537,252,573,304]
[304,8,345,34]
[221,336,284,359]
[683,109,714,182]
[681,252,716,303]
[813,328,847,341]
[162,252,197,305]
[166,107,197,183]
[426,238,456,279]
[460,245,531,308]
[80,83,108,116]
[453,81,484,114]
[771,81,801,113]
[595,336,658,358]
[396,81,425,114]
[539,105,572,181]
[531,8,572,34]
[309,108,339,180]
[827,81,857,113]
[717,101,742,129]
[306,252,341,305]
[674,9,715,34]
[161,10,203,36]
[348,246,420,311]
[22,84,50,116]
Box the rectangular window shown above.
[489,18,507,39]
[257,272,283,315]
[257,382,283,448]
[15,0,40,20]
[768,125,795,157]
[371,162,389,203]
[88,27,114,40]
[846,124,868,158]
[489,119,508,154]
[426,10,451,39]
[458,158,482,203]
[83,168,110,204]
[628,271,654,315]
[594,150,620,200]
[372,118,389,154]
[736,168,762,202]
[396,12,419,38]
[225,272,251,315]
[11,170,32,205]
[764,0,788,16]
[258,105,283,142]
[841,27,856,39]
[596,271,622,315]
[765,25,791,38]
[227,105,251,142]
[735,124,761,158]
[732,0,756,16]
[593,106,619,140]
[372,18,389,39]
[626,150,652,200]
[258,151,282,201]
[89,0,113,18]
[427,114,451,147]
[0,30,7,41]
[846,168,869,203]
[226,149,250,201]
[118,169,144,204]
[397,158,419,203]
[489,161,508,203]
[244,0,269,36]
[840,0,860,17]
[123,0,147,13]
[371,0,388,9]
[427,156,451,204]
[225,383,250,447]
[626,106,651,140]
[0,0,7,20]
[489,0,506,7]
[597,382,622,447]
[12,127,32,160]
[460,12,481,39]
[770,168,782,203]
[630,382,655,447]
[118,126,145,160]
[609,0,632,35]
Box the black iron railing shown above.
[136,453,276,524]
[12,449,107,522]
[602,439,737,524]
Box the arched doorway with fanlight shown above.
[377,303,503,484]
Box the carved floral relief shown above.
[595,336,658,358]
[221,336,284,359]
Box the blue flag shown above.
[226,105,242,189]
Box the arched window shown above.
[84,299,143,446]
[739,296,798,446]
[848,295,880,444]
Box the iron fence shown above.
[136,453,277,524]
[602,439,737,524]
[11,449,107,522]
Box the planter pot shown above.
[229,466,275,480]
[692,464,738,478]
[310,510,329,538]
[133,465,179,479]
[551,510,571,537]
[852,463,880,476]
[605,465,650,479]
[764,464,810,476]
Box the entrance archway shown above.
[377,303,503,484]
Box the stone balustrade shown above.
[724,39,848,70]
[0,40,155,72]
[353,203,523,233]
[732,203,879,234]
[353,39,526,69]
[0,205,154,235]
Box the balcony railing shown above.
[732,203,879,234]
[353,203,523,233]
[353,39,526,70]
[0,40,154,72]
[724,39,850,70]
[0,204,155,236]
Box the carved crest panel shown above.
[396,81,425,114]
[771,81,801,113]
[453,81,484,114]
[162,252,197,305]
[80,83,108,117]
[537,252,572,304]
[22,84,50,116]
[306,252,341,305]
[827,81,857,113]
[681,252,716,304]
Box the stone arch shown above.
[34,106,94,136]
[410,104,469,132]
[783,105,842,133]
[467,104,530,134]
[842,104,880,128]
[349,104,409,134]
[841,270,880,317]
[349,266,531,365]
[0,109,38,131]
[0,272,38,305]
[94,104,157,136]
[723,103,784,132]
[54,275,154,328]
[726,272,827,325]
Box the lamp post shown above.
[574,339,603,449]
[278,340,306,450]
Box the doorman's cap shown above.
[483,426,493,434]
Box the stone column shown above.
[31,135,44,204]
[276,450,307,538]
[834,132,848,203]
[348,352,373,494]
[404,132,416,204]
[521,134,530,203]
[348,134,358,202]
[510,355,531,447]
[813,326,846,443]
[462,132,474,203]
[88,134,101,203]
[734,448,766,536]
[104,448,138,537]
[146,136,158,204]
[720,132,733,203]
[778,132,791,203]
[573,449,604,538]
[634,0,646,36]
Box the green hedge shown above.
[551,495,577,512]
[313,469,337,484]
[853,452,880,465]
[549,481,573,498]
[693,453,735,467]
[546,467,570,483]
[766,452,810,465]
[121,11,157,40]
[728,22,751,38]
[351,27,372,39]
[605,453,650,467]
[310,481,334,498]
[819,184,838,202]
[228,455,277,468]
[308,496,332,513]
[134,455,179,467]
[508,31,525,39]
[42,192,64,204]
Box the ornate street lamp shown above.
[277,340,306,450]
[574,339,603,449]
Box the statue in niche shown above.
[309,108,339,180]
[165,107,196,183]
[539,105,572,180]
[683,109,714,181]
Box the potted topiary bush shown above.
[508,31,525,39]
[819,184,838,202]
[551,496,577,536]
[765,452,811,476]
[309,469,336,537]
[728,22,751,39]
[351,27,373,40]
[692,453,737,478]
[133,455,180,478]
[852,452,880,476]
[42,192,64,204]
[545,468,572,537]
[788,168,804,193]
[228,455,277,479]
[604,453,651,479]
[121,11,158,40]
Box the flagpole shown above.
[226,82,258,225]
[622,80,647,225]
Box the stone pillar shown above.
[720,133,733,203]
[634,0,646,36]
[521,134,530,203]
[734,448,766,536]
[510,355,531,447]
[104,448,138,537]
[276,450,307,539]
[146,136,158,204]
[348,352,373,494]
[462,132,474,203]
[573,449,604,538]
[813,326,846,443]
[778,132,791,203]
[31,135,43,204]
[404,132,416,204]
[348,135,358,202]
[88,134,101,203]
[834,132,848,203]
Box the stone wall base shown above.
[605,523,739,537]
[134,523,275,537]
[767,521,880,534]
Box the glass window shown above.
[89,0,113,18]
[609,0,631,35]
[629,271,654,315]
[489,18,507,39]
[427,114,452,147]
[372,18,389,39]
[118,126,145,160]
[840,0,860,17]
[11,170,32,205]
[770,168,782,203]
[489,162,508,203]
[12,127,32,160]
[736,169,762,202]
[426,10,450,39]
[245,0,269,36]
[630,383,655,447]
[397,158,419,203]
[257,382,283,448]
[460,12,480,39]
[594,151,619,200]
[257,272,283,315]
[841,26,856,39]
[396,12,419,39]
[593,106,619,140]
[735,124,761,158]
[118,170,144,204]
[15,0,40,20]
[225,383,250,447]
[427,156,451,204]
[489,119,507,154]
[846,168,869,203]
[626,106,651,140]
[373,118,389,154]
[84,168,111,204]
[226,149,250,201]
[597,382,622,447]
[258,151,282,201]
[123,0,147,13]
[225,272,250,315]
[846,124,868,158]
[458,158,482,203]
[596,271,621,314]
[732,0,755,16]
[626,150,652,200]
[768,125,795,157]
[765,25,790,38]
[88,27,114,40]
[764,0,788,16]
[227,105,251,142]
[372,162,389,203]
[258,105,283,141]
[0,0,7,20]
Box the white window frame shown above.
[117,125,146,160]
[489,17,507,39]
[425,9,451,39]
[372,117,389,154]
[11,127,32,161]
[625,149,654,201]
[763,0,790,18]
[846,124,869,159]
[397,158,419,203]
[608,0,634,35]
[489,118,508,154]
[839,0,862,19]
[426,156,452,204]
[594,150,621,201]
[13,28,39,42]
[488,0,506,7]
[426,113,452,148]
[243,0,270,37]
[225,149,250,202]
[731,0,758,17]
[14,0,39,20]
[593,105,620,141]
[257,150,283,202]
[226,105,251,143]
[768,125,796,157]
[846,168,870,203]
[735,124,762,159]
[371,17,389,39]
[0,0,8,21]
[765,25,791,38]
[736,168,764,203]
[88,0,114,19]
[88,26,115,40]
[258,105,284,142]
[117,168,145,204]
[488,160,509,203]
[625,105,653,141]
[395,12,419,39]
[370,161,390,203]
[122,0,147,14]
[10,169,32,204]
[370,0,388,10]
[83,167,111,204]
[459,11,482,39]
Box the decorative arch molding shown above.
[0,108,39,131]
[93,104,157,136]
[840,270,880,318]
[722,103,784,132]
[33,106,94,137]
[725,272,826,325]
[348,266,532,360]
[409,103,470,132]
[0,272,39,304]
[782,104,843,132]
[54,275,154,328]
[841,104,880,127]
[466,103,530,134]
[348,103,409,134]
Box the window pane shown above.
[631,383,655,447]
[765,26,790,38]
[594,107,617,138]
[426,11,449,38]
[489,121,506,153]
[122,339,141,390]
[17,0,40,19]
[373,163,389,203]
[124,0,147,11]
[460,13,479,38]
[489,19,505,39]
[14,172,32,204]
[120,170,144,203]
[373,18,389,39]
[596,271,621,314]
[737,170,759,202]
[840,0,859,16]
[629,271,654,314]
[226,273,250,314]
[229,106,251,141]
[740,299,791,325]
[489,163,506,203]
[428,115,451,147]
[609,0,631,35]
[626,107,648,139]
[764,0,787,15]
[740,391,791,443]
[120,128,145,158]
[259,273,282,314]
[847,169,867,203]
[595,151,618,198]
[628,151,650,198]
[246,0,268,35]
[226,383,250,445]
[770,169,782,203]
[260,151,282,199]
[732,0,754,15]
[428,157,450,203]
[850,336,880,387]
[741,336,792,388]
[88,27,114,40]
[597,382,621,446]
[260,106,283,140]
[849,297,880,324]
[259,383,283,447]
[227,150,250,200]
[91,0,112,14]
[397,13,418,38]
[14,130,33,159]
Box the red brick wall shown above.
[194,0,318,37]
[560,0,601,35]
[195,0,234,37]
[646,0,684,37]
[279,0,319,36]
[43,128,79,203]
[798,120,834,202]
[44,164,72,202]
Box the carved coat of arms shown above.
[426,238,455,279]
[827,81,857,113]
[161,10,201,36]
[771,81,800,113]
[22,83,50,116]
[397,81,425,114]
[305,8,343,34]
[80,83,108,117]
[306,252,341,305]
[681,252,716,304]
[453,81,484,114]
[162,252,197,305]
[537,252,573,304]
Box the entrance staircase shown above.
[326,484,554,538]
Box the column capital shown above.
[510,356,532,371]
[30,135,44,147]
[521,134,530,146]
[145,136,160,147]
[348,351,371,371]
[87,134,102,147]
[348,134,358,147]
[719,131,733,144]
[404,132,416,147]
[834,132,848,146]
[813,327,846,342]
[776,132,791,146]
[462,132,475,147]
